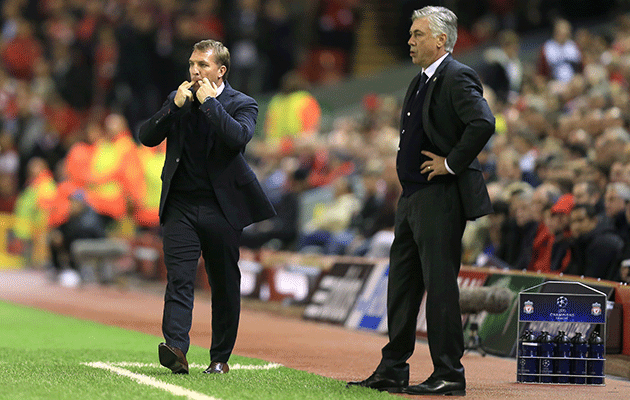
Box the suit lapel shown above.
[206,82,235,157]
[422,54,452,138]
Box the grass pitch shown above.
[0,301,393,399]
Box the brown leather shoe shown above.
[158,343,189,374]
[203,361,229,374]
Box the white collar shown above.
[216,81,225,96]
[422,52,449,80]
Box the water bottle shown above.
[518,330,538,382]
[554,331,571,383]
[587,331,604,384]
[537,331,555,383]
[571,332,588,384]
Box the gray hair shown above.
[412,6,458,53]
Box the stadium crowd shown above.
[3,0,630,286]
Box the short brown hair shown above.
[194,39,230,77]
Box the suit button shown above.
[407,112,411,116]
[176,158,180,162]
[401,129,405,134]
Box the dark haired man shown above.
[139,39,275,375]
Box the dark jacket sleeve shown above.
[200,95,258,151]
[445,66,495,174]
[138,91,184,147]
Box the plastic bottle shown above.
[537,331,555,383]
[554,331,571,383]
[587,331,604,384]
[571,332,588,384]
[518,330,538,382]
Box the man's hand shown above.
[196,78,218,103]
[174,81,193,108]
[420,150,446,181]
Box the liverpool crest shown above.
[591,302,602,316]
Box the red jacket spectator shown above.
[1,19,42,80]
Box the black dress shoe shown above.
[403,379,466,396]
[346,372,408,393]
[158,343,189,374]
[203,361,229,374]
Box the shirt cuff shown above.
[445,159,455,175]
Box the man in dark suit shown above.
[139,39,275,375]
[348,6,495,396]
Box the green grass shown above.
[0,301,394,399]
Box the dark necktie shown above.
[415,73,428,97]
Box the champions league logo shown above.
[556,296,568,309]
[523,300,534,314]
[591,302,602,316]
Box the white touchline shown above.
[82,362,220,400]
[109,362,283,370]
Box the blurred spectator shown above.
[64,120,101,189]
[525,182,561,272]
[260,0,297,92]
[547,192,574,272]
[263,70,321,151]
[11,157,56,263]
[298,175,360,254]
[241,167,308,251]
[0,130,19,212]
[50,39,93,111]
[481,29,523,104]
[133,140,165,232]
[493,147,522,186]
[48,188,106,286]
[566,203,624,280]
[113,4,161,132]
[1,18,42,80]
[618,191,630,283]
[195,0,225,41]
[313,0,360,75]
[225,0,263,94]
[350,174,400,258]
[104,112,145,209]
[496,183,537,269]
[481,199,510,263]
[306,145,354,188]
[603,181,630,243]
[79,113,144,230]
[28,121,67,177]
[572,180,604,215]
[92,25,119,107]
[537,18,582,82]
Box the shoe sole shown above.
[158,345,188,374]
[404,389,466,396]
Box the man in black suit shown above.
[139,40,275,375]
[348,6,495,396]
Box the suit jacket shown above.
[138,81,276,230]
[401,54,495,220]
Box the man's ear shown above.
[219,65,227,79]
[437,33,447,49]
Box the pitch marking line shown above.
[83,361,218,400]
[111,361,283,370]
[82,361,282,400]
